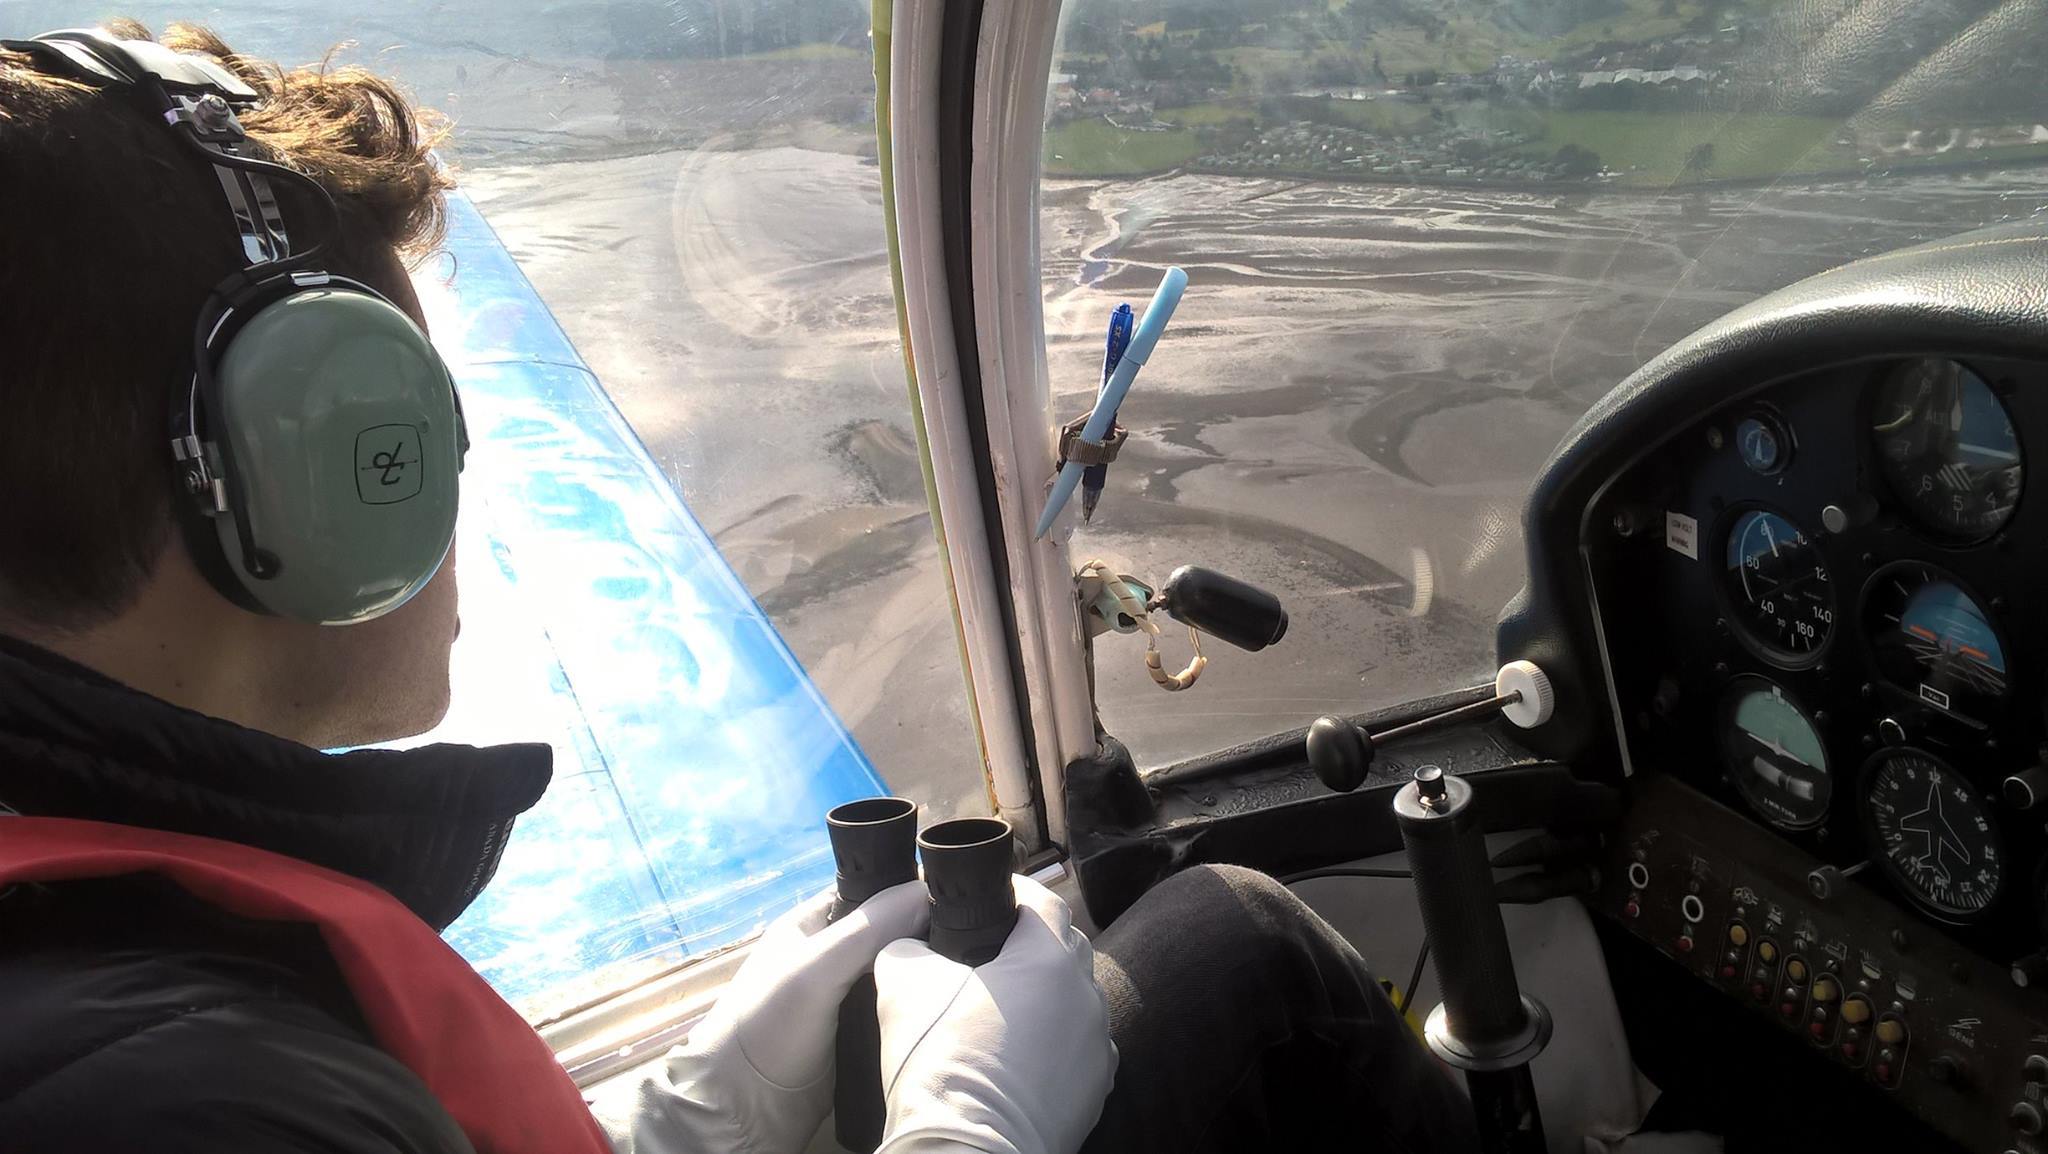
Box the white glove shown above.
[621,880,930,1154]
[872,876,1117,1154]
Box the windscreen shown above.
[1042,0,2048,768]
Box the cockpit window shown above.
[1043,0,2048,769]
[18,1,983,1019]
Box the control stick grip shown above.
[1396,767,1528,1046]
[826,798,921,1154]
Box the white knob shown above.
[1495,660,1555,728]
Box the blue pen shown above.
[1035,265,1188,539]
[1082,304,1135,523]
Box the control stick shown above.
[1397,765,1552,1154]
[827,797,920,1153]
[1309,661,1555,793]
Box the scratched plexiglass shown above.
[1042,0,2048,768]
[401,195,891,1016]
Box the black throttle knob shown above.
[1307,716,1375,792]
[1157,566,1288,651]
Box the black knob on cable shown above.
[1307,716,1376,792]
[920,818,1020,966]
[1156,566,1289,652]
[1806,861,1869,901]
[826,797,919,1154]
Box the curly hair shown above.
[0,21,453,631]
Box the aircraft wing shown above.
[406,191,889,1011]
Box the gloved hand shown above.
[872,876,1117,1154]
[621,879,930,1154]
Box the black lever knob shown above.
[1307,716,1376,793]
[1157,566,1288,652]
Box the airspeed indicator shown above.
[1719,508,1834,664]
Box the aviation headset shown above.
[2,29,467,625]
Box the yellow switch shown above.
[1787,958,1809,983]
[1813,976,1841,1003]
[1758,941,1779,964]
[1876,1019,1906,1046]
[1842,997,1873,1025]
[1729,924,1749,947]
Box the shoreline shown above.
[1049,149,2048,198]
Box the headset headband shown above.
[4,30,301,267]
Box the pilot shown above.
[0,22,1476,1154]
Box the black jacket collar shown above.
[0,634,550,930]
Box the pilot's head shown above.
[0,21,460,749]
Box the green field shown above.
[1165,102,1255,128]
[1525,109,1844,185]
[1313,98,1437,134]
[1209,0,1786,92]
[1044,117,1207,177]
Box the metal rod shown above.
[1372,691,1519,748]
[1466,1067,1547,1154]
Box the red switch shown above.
[1624,899,1641,919]
[1677,936,1694,953]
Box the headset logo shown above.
[355,424,424,505]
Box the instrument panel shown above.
[1594,354,2048,937]
[1585,354,2048,1150]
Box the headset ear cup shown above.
[203,285,461,624]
